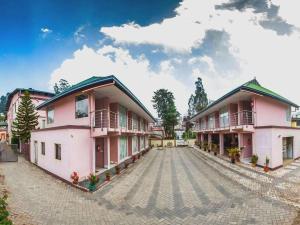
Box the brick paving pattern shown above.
[0,147,299,225]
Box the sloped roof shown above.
[36,75,156,121]
[191,79,299,120]
[5,88,55,111]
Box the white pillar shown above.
[219,133,224,155]
[91,138,96,174]
[107,137,110,169]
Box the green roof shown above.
[37,75,156,121]
[191,78,299,120]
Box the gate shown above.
[0,143,18,162]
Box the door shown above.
[283,137,293,160]
[242,133,252,159]
[34,141,38,164]
[95,138,105,168]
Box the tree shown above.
[188,77,208,116]
[152,89,180,138]
[0,93,9,114]
[53,79,70,94]
[12,91,38,143]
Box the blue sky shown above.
[1,0,300,115]
[0,0,180,94]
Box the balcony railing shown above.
[91,109,118,129]
[231,110,254,126]
[194,111,255,131]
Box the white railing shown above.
[193,111,255,131]
[109,111,118,129]
[91,109,119,129]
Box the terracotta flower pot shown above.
[264,166,269,172]
[231,157,235,164]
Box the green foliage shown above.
[10,136,19,146]
[0,194,13,225]
[152,89,180,138]
[12,91,38,143]
[228,147,240,158]
[182,130,196,140]
[188,77,208,116]
[88,174,99,186]
[53,79,70,94]
[0,93,9,115]
[251,154,258,164]
[265,156,269,165]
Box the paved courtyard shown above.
[1,147,299,225]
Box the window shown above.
[47,108,54,124]
[286,106,291,122]
[41,142,45,155]
[55,144,61,160]
[42,120,46,129]
[208,114,215,129]
[220,107,229,127]
[75,95,88,118]
[119,137,128,160]
[132,113,138,130]
[132,136,138,153]
[119,105,127,128]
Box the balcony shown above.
[193,110,255,133]
[91,109,149,136]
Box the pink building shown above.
[30,76,155,182]
[6,88,55,143]
[191,79,300,169]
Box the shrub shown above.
[0,194,13,225]
[251,154,258,165]
[88,173,99,186]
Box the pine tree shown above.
[54,79,70,94]
[12,91,39,143]
[187,77,208,116]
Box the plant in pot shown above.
[137,153,141,159]
[70,171,79,185]
[228,148,236,164]
[251,154,258,167]
[115,165,121,175]
[264,156,270,172]
[235,148,241,163]
[88,173,99,191]
[132,155,136,163]
[212,144,218,156]
[124,162,129,169]
[105,171,111,181]
[208,143,211,153]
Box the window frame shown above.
[41,142,45,155]
[55,144,61,160]
[47,108,54,124]
[75,94,89,119]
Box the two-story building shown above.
[191,79,300,169]
[30,75,155,182]
[6,88,55,143]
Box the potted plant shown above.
[115,165,120,175]
[235,148,241,163]
[212,144,218,156]
[137,153,141,159]
[264,156,270,172]
[124,162,129,169]
[251,154,258,167]
[208,143,211,153]
[132,155,136,163]
[105,172,111,181]
[70,171,79,185]
[228,148,236,164]
[88,173,99,191]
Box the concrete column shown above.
[91,138,96,174]
[106,137,111,169]
[200,134,204,142]
[237,101,241,125]
[89,92,95,127]
[208,133,212,144]
[219,133,224,155]
[238,133,243,149]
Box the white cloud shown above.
[74,25,86,43]
[99,0,300,106]
[49,45,192,116]
[40,27,52,38]
[50,0,300,117]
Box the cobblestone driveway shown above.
[0,148,299,225]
